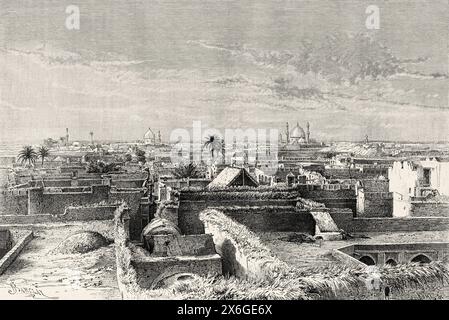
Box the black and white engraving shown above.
[0,0,448,302]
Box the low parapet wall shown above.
[0,229,12,259]
[410,202,449,218]
[329,208,449,232]
[0,205,117,224]
[0,230,33,275]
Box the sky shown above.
[0,0,448,143]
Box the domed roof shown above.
[290,123,306,139]
[141,218,181,238]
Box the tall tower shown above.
[306,122,310,144]
[221,138,226,164]
[158,130,162,144]
[286,122,290,143]
[66,128,69,146]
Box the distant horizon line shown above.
[1,138,449,145]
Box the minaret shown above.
[286,122,290,143]
[306,122,310,144]
[255,141,259,166]
[221,138,226,164]
[158,130,162,144]
[66,128,69,146]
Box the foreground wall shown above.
[0,230,33,275]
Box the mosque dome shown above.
[290,123,306,139]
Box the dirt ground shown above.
[0,220,120,300]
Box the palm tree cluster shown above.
[86,160,120,174]
[17,145,50,166]
[172,162,202,179]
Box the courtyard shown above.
[0,220,119,300]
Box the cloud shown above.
[0,100,32,111]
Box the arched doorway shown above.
[385,259,397,266]
[359,255,376,265]
[411,254,431,264]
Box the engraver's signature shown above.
[6,280,56,299]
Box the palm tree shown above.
[17,146,37,167]
[203,135,222,159]
[37,146,50,165]
[173,162,201,179]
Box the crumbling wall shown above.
[110,190,145,241]
[199,209,289,280]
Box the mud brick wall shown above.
[25,186,143,240]
[115,205,219,298]
[110,191,145,241]
[131,255,222,289]
[113,179,144,189]
[199,209,293,280]
[0,206,117,224]
[329,208,449,232]
[159,204,179,226]
[178,199,298,234]
[410,202,449,217]
[224,210,316,233]
[149,234,216,257]
[361,180,389,192]
[299,188,357,213]
[358,193,393,218]
[0,230,33,275]
[0,192,28,215]
[328,208,354,230]
[0,229,12,259]
[40,180,72,187]
[28,185,110,215]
